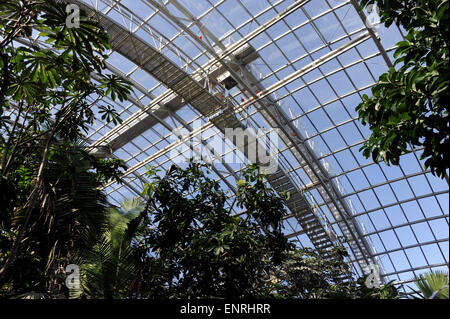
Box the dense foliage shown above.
[0,1,402,299]
[0,0,130,295]
[134,163,293,299]
[67,163,396,299]
[270,247,398,299]
[76,198,145,299]
[356,0,449,178]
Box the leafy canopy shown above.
[114,163,397,299]
[42,163,399,300]
[356,0,449,178]
[0,0,131,294]
[132,163,292,298]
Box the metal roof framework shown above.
[32,0,448,295]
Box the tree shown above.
[270,247,398,299]
[270,247,351,298]
[28,162,398,300]
[0,142,124,298]
[0,0,131,291]
[129,163,293,299]
[118,163,397,299]
[356,0,449,178]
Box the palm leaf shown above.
[413,271,449,299]
[75,198,145,299]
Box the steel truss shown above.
[48,0,449,290]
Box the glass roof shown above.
[35,0,448,296]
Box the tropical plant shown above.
[128,162,293,299]
[410,271,449,299]
[270,247,398,299]
[75,197,145,299]
[114,163,397,299]
[356,0,449,178]
[270,247,351,298]
[0,0,130,293]
[0,141,122,298]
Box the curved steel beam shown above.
[145,0,380,275]
[63,0,381,276]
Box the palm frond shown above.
[119,197,145,218]
[413,271,449,299]
[80,231,137,299]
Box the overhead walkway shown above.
[63,0,382,277]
